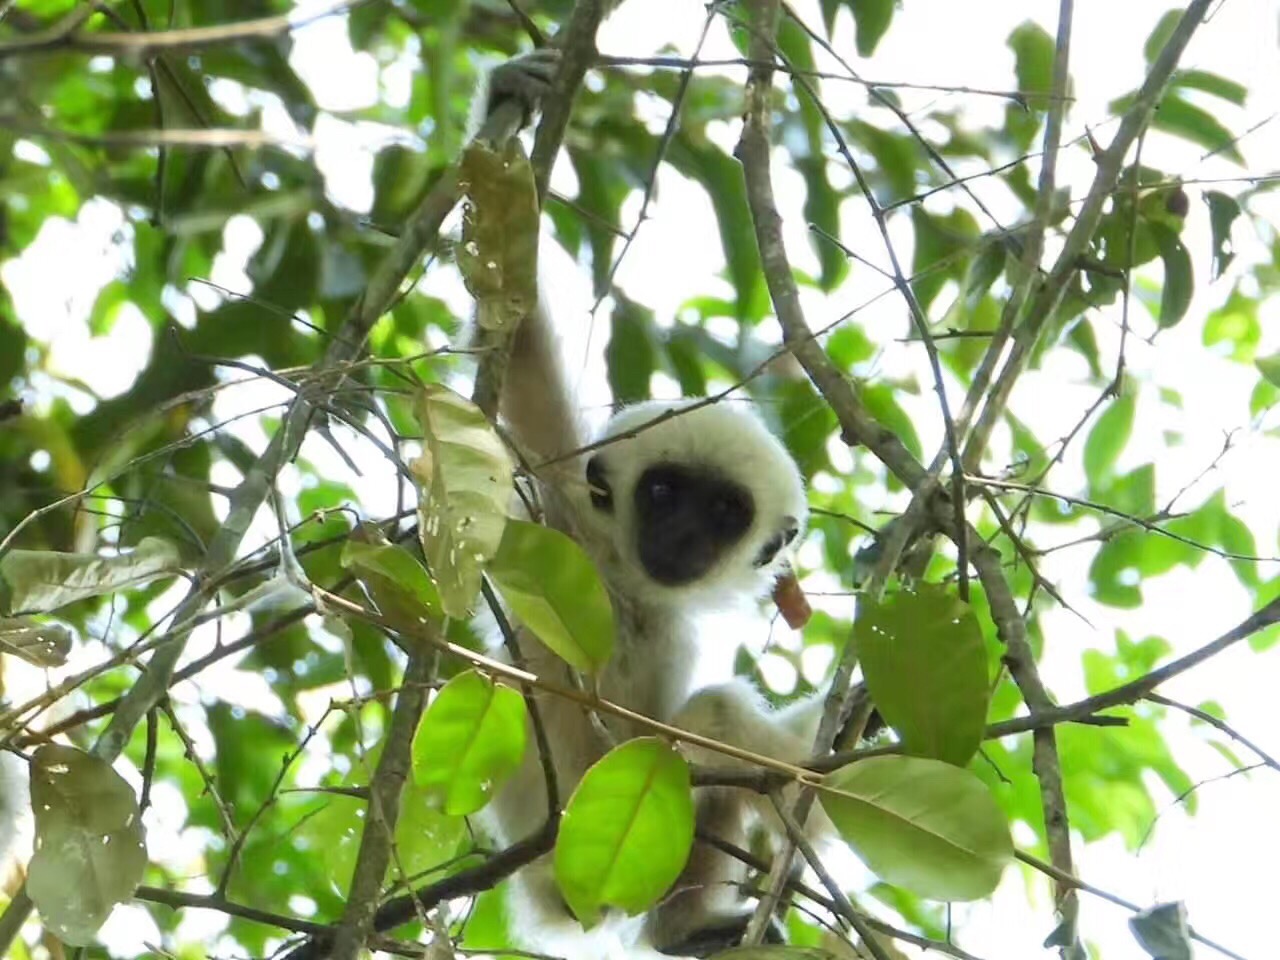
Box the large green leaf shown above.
[411,670,528,816]
[555,738,694,927]
[27,745,148,946]
[0,536,181,614]
[856,587,989,766]
[487,520,614,674]
[412,384,514,618]
[821,756,1012,901]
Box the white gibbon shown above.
[472,53,834,960]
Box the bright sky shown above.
[4,1,1280,958]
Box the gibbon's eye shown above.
[585,456,613,512]
[753,517,800,568]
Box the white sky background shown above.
[4,0,1280,958]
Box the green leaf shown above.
[1204,191,1241,280]
[1083,391,1136,484]
[1149,223,1194,328]
[412,384,514,618]
[27,745,148,946]
[856,587,989,766]
[1257,351,1280,388]
[1172,69,1247,106]
[555,738,694,927]
[820,756,1012,901]
[1150,94,1244,165]
[1202,288,1258,362]
[487,520,614,674]
[1008,21,1056,109]
[851,0,896,57]
[1130,901,1192,960]
[713,949,840,959]
[341,530,442,630]
[607,297,658,404]
[412,670,528,816]
[0,616,72,666]
[298,784,466,897]
[1143,10,1181,64]
[0,536,181,614]
[457,139,541,332]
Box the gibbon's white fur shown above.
[0,750,30,880]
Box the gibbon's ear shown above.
[585,455,613,512]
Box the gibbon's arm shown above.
[501,298,586,464]
[474,51,589,467]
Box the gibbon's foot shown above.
[486,48,562,124]
[656,914,786,958]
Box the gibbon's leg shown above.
[649,682,829,955]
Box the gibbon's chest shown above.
[598,596,700,730]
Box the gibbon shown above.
[475,53,830,960]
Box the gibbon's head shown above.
[581,400,807,608]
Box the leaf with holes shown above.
[27,745,148,946]
[412,384,514,618]
[0,536,181,614]
[0,616,72,666]
[856,587,989,766]
[821,756,1012,901]
[457,138,540,331]
[412,670,528,815]
[555,738,694,927]
[487,520,614,674]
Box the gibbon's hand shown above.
[486,48,563,126]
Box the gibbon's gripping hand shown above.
[485,48,562,127]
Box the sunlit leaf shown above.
[457,139,540,332]
[412,384,514,618]
[487,520,614,674]
[821,756,1012,901]
[297,784,466,897]
[0,536,181,614]
[556,738,694,927]
[0,616,72,666]
[412,670,528,816]
[856,587,989,766]
[27,745,147,947]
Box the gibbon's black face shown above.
[633,464,752,585]
[587,455,799,587]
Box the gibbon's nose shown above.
[637,527,717,586]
